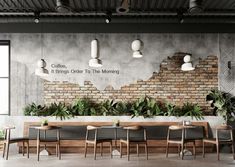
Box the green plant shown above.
[99,100,117,116]
[206,89,235,123]
[180,102,203,120]
[41,119,48,126]
[114,101,132,116]
[49,102,72,120]
[72,98,95,116]
[164,102,177,116]
[130,97,163,118]
[0,129,5,139]
[23,103,46,116]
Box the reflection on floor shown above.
[0,153,235,167]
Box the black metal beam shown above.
[0,23,235,33]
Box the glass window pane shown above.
[0,45,9,77]
[0,79,9,114]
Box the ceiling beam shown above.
[0,23,235,33]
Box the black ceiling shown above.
[0,0,235,23]
[0,0,234,13]
[0,0,235,33]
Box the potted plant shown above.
[41,119,49,126]
[206,89,235,124]
[112,119,120,127]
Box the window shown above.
[0,41,10,115]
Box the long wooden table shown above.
[21,121,210,154]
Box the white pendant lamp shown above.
[35,33,49,76]
[35,59,49,76]
[89,39,103,67]
[116,0,130,14]
[181,55,195,71]
[131,39,144,58]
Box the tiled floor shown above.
[0,153,235,167]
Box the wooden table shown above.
[24,121,209,154]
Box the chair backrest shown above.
[216,125,233,141]
[86,125,99,140]
[3,126,15,141]
[87,125,99,131]
[167,125,184,141]
[123,126,146,141]
[169,125,184,130]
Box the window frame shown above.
[0,40,10,115]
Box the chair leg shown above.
[94,143,97,160]
[178,144,180,157]
[145,143,148,160]
[193,141,196,159]
[84,143,87,158]
[137,144,139,157]
[2,143,6,158]
[6,142,10,160]
[56,144,58,157]
[22,142,25,156]
[166,142,169,158]
[100,143,103,156]
[181,144,184,160]
[127,143,130,161]
[231,142,235,160]
[203,141,205,158]
[120,142,122,158]
[58,143,61,160]
[216,143,220,161]
[26,141,29,158]
[37,142,40,161]
[110,142,113,158]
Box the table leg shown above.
[112,128,120,156]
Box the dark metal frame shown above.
[0,40,10,115]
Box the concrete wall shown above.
[0,33,234,115]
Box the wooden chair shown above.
[84,125,113,160]
[166,125,196,160]
[203,125,235,160]
[120,126,148,161]
[2,126,29,160]
[34,126,61,161]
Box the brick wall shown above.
[44,53,218,115]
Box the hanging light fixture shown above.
[131,39,144,58]
[181,55,195,71]
[34,12,40,24]
[89,39,102,67]
[35,59,49,76]
[177,10,184,23]
[105,11,112,24]
[116,0,130,14]
[55,0,71,13]
[188,0,203,14]
[35,31,49,76]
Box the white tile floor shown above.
[0,153,235,167]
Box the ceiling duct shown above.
[116,0,130,14]
[189,0,203,14]
[55,0,71,13]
